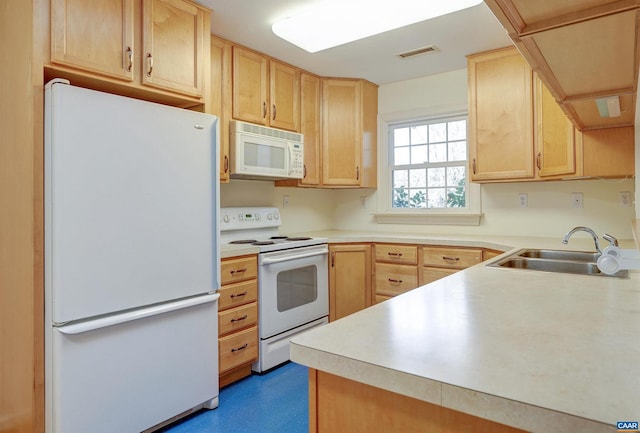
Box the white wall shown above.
[220,180,334,234]
[333,178,635,238]
[220,68,636,239]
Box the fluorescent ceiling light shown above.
[595,96,621,118]
[272,0,483,53]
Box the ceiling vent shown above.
[396,45,438,59]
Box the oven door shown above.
[258,244,329,339]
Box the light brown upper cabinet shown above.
[484,0,639,130]
[582,126,635,178]
[534,74,576,178]
[468,47,535,181]
[232,46,300,132]
[275,72,322,187]
[210,36,232,182]
[51,0,136,82]
[321,78,377,188]
[468,46,577,182]
[141,0,206,98]
[50,0,209,101]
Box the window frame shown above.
[374,108,482,225]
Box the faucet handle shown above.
[603,233,619,247]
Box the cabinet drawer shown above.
[218,302,258,336]
[375,263,418,296]
[218,279,258,311]
[422,247,482,269]
[375,244,417,265]
[421,267,457,285]
[221,255,257,284]
[219,326,258,373]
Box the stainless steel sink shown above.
[517,249,599,262]
[487,249,629,278]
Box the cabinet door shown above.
[322,79,362,186]
[468,47,534,181]
[535,76,576,178]
[270,61,300,131]
[232,46,269,125]
[300,73,322,185]
[211,36,232,182]
[329,244,372,321]
[582,127,635,178]
[142,0,205,97]
[51,0,135,81]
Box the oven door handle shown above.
[261,249,328,265]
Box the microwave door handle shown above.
[287,144,293,175]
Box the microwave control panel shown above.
[289,143,304,178]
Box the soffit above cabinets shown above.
[484,0,640,130]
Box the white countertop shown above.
[288,231,640,433]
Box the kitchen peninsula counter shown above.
[289,231,640,433]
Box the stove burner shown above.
[269,236,289,240]
[286,237,312,241]
[253,241,276,245]
[229,239,257,244]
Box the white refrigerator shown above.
[44,79,220,433]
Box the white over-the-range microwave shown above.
[230,120,304,180]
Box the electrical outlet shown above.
[283,195,289,208]
[620,191,632,207]
[360,196,367,209]
[518,193,528,208]
[571,192,583,208]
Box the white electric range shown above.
[220,207,329,372]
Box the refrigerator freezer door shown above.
[45,81,219,324]
[48,295,219,433]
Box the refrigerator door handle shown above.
[56,293,220,335]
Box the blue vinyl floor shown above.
[162,362,308,433]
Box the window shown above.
[390,116,468,209]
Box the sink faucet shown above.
[603,233,619,247]
[561,226,602,254]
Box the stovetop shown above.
[220,207,327,253]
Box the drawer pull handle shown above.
[231,343,248,353]
[230,291,248,298]
[388,278,403,283]
[231,315,248,323]
[387,252,403,257]
[146,52,153,77]
[230,268,248,274]
[125,46,133,72]
[442,256,460,261]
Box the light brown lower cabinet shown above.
[218,255,259,387]
[332,243,502,312]
[309,369,526,433]
[329,244,373,321]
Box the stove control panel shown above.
[220,207,281,231]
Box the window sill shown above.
[372,212,482,226]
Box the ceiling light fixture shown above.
[272,0,483,53]
[595,96,621,118]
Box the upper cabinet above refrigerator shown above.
[484,0,639,130]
